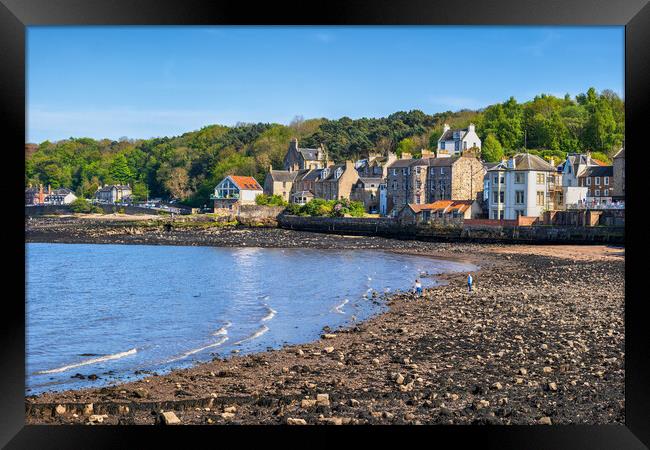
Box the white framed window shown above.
[604,189,609,196]
[515,190,525,204]
[440,167,444,175]
[604,176,609,185]
[440,142,445,149]
[536,191,545,206]
[595,176,601,185]
[595,189,601,196]
[515,172,524,184]
[586,177,591,186]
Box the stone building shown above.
[426,156,485,202]
[579,165,614,205]
[95,184,132,203]
[612,147,625,200]
[264,168,297,203]
[350,177,383,213]
[384,154,485,216]
[283,138,330,172]
[313,161,359,201]
[355,151,397,178]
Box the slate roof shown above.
[357,177,383,187]
[489,154,555,172]
[297,169,324,182]
[388,159,419,169]
[583,166,613,177]
[439,128,468,141]
[299,148,323,161]
[268,170,298,183]
[320,164,346,181]
[426,156,461,167]
[97,184,131,192]
[229,176,263,191]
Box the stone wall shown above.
[25,204,164,216]
[278,214,624,244]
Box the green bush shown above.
[284,198,366,218]
[69,198,102,214]
[255,193,288,207]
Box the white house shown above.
[437,123,481,157]
[486,153,558,220]
[95,184,132,203]
[45,188,77,205]
[212,175,263,211]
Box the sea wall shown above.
[277,215,624,244]
[25,205,164,216]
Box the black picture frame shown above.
[2,0,648,447]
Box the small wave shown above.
[212,321,232,336]
[234,325,269,345]
[166,336,229,363]
[261,305,277,322]
[36,348,137,374]
[332,299,349,314]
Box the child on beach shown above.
[467,273,473,293]
[415,279,423,297]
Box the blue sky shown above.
[27,26,624,143]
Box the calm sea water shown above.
[26,243,476,394]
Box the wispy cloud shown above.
[521,30,561,57]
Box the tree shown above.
[481,134,504,162]
[109,153,133,184]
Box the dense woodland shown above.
[25,88,624,208]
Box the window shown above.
[500,176,505,184]
[492,191,498,203]
[441,167,444,175]
[493,175,498,184]
[515,172,524,184]
[463,142,467,150]
[499,191,505,203]
[536,191,545,206]
[440,142,445,149]
[586,177,591,186]
[595,189,601,196]
[604,189,609,196]
[515,190,525,204]
[392,169,397,175]
[595,176,601,185]
[536,173,545,184]
[499,210,504,220]
[604,176,609,185]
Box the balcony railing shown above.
[210,193,239,200]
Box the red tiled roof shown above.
[229,176,262,191]
[408,200,473,214]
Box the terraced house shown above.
[486,153,558,220]
[313,161,359,201]
[383,153,485,216]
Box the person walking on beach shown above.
[415,279,423,297]
[467,273,474,293]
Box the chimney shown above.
[468,123,475,133]
[289,137,298,152]
[269,164,273,173]
[47,184,51,194]
[401,152,412,160]
[507,156,516,169]
[421,149,433,158]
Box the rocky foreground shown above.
[25,216,625,425]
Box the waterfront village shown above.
[26,123,625,228]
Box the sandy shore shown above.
[25,216,625,425]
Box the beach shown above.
[25,216,625,425]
